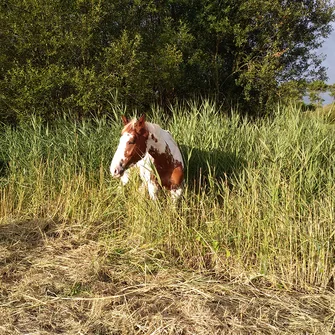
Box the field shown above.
[1,101,335,334]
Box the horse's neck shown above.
[145,122,183,166]
[146,122,170,155]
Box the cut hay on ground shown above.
[1,220,334,334]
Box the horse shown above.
[110,114,184,200]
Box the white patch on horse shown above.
[146,123,184,167]
[170,187,183,201]
[165,132,184,167]
[136,153,153,181]
[120,169,130,185]
[146,123,166,154]
[110,132,132,177]
[136,153,159,200]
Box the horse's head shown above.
[110,114,149,178]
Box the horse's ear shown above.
[138,114,146,126]
[135,114,146,132]
[121,115,129,125]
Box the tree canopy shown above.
[0,0,334,121]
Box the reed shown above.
[1,101,334,290]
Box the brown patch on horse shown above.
[121,115,149,168]
[170,163,184,189]
[151,134,158,143]
[121,119,136,134]
[121,115,146,135]
[149,146,184,190]
[134,114,146,133]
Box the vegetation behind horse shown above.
[1,100,334,288]
[1,1,334,123]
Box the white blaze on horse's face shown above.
[110,132,133,177]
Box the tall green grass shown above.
[1,101,334,289]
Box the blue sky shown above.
[317,22,335,104]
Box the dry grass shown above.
[1,219,334,335]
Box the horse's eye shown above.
[128,139,135,145]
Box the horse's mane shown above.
[121,119,137,134]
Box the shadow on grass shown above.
[0,158,9,179]
[0,219,57,246]
[180,145,246,191]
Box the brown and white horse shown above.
[110,115,184,200]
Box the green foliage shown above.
[1,101,335,289]
[307,79,329,106]
[0,0,334,121]
[328,83,335,101]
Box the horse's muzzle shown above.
[112,165,125,178]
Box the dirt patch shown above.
[0,219,334,334]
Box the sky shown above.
[317,22,335,105]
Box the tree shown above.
[0,0,334,121]
[329,83,335,102]
[307,80,329,106]
[186,0,335,114]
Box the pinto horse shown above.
[110,115,184,200]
